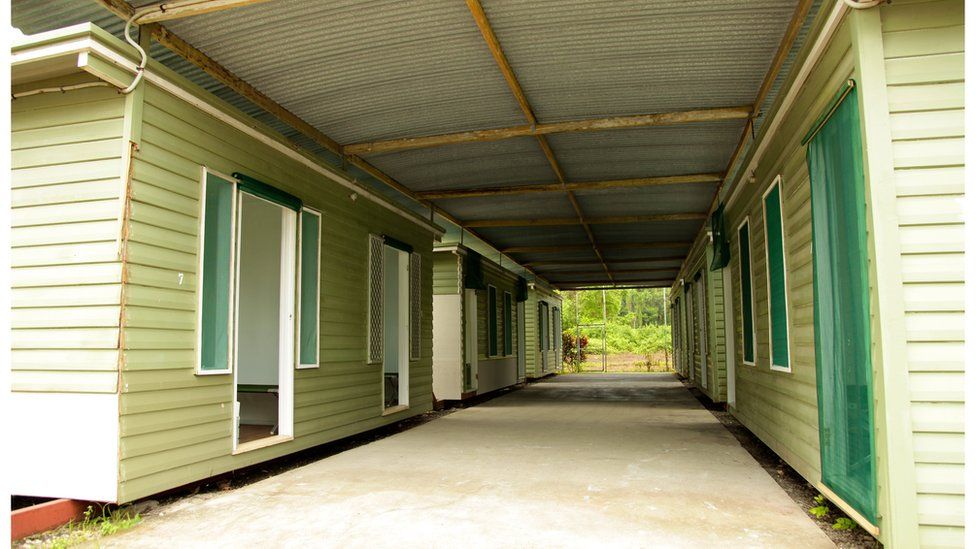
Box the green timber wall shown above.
[524,284,560,378]
[722,15,857,499]
[473,260,519,392]
[878,1,964,544]
[11,73,127,393]
[115,72,437,502]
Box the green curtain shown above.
[737,222,755,364]
[464,250,486,290]
[299,210,320,365]
[200,173,234,372]
[807,87,877,523]
[763,183,790,369]
[709,202,731,271]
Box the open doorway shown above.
[234,192,295,449]
[383,244,410,410]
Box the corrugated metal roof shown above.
[365,137,553,191]
[11,0,821,289]
[164,0,527,143]
[480,0,796,121]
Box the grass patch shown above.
[21,505,142,548]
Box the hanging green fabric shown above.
[708,202,730,271]
[463,250,486,290]
[807,84,877,524]
[232,172,302,211]
[515,276,528,302]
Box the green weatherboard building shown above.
[10,24,444,504]
[670,1,965,546]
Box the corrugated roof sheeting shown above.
[364,137,553,191]
[474,225,591,250]
[10,0,818,288]
[593,220,706,244]
[436,194,579,221]
[545,121,745,181]
[479,0,797,122]
[164,0,527,143]
[573,185,718,218]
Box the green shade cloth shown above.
[709,202,731,271]
[516,276,528,302]
[503,292,513,355]
[763,183,790,369]
[200,173,234,372]
[232,172,302,211]
[807,85,877,523]
[738,222,754,363]
[299,210,320,365]
[488,286,498,355]
[464,250,486,290]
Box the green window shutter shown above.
[298,209,321,367]
[487,286,498,356]
[807,87,877,522]
[738,221,755,364]
[367,235,384,364]
[199,172,235,373]
[409,252,421,360]
[503,292,513,355]
[763,180,791,370]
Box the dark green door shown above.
[806,87,877,523]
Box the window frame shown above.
[195,167,238,376]
[503,291,513,356]
[762,176,792,373]
[296,207,322,369]
[487,284,498,357]
[737,216,757,366]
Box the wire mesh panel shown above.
[807,88,876,523]
[409,252,421,360]
[367,235,384,364]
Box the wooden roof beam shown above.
[465,0,613,284]
[89,1,551,287]
[344,106,752,155]
[558,282,674,291]
[502,241,692,254]
[466,213,706,228]
[527,255,687,267]
[554,278,675,288]
[542,268,680,277]
[417,173,722,200]
[137,0,274,23]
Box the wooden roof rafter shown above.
[416,173,722,200]
[502,241,692,254]
[89,0,552,287]
[343,106,753,155]
[465,213,706,228]
[464,0,614,284]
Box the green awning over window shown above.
[232,172,302,211]
[464,250,486,290]
[709,202,730,271]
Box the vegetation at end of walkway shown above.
[561,289,672,371]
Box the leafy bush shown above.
[562,332,588,372]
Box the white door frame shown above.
[516,300,525,381]
[464,289,478,392]
[232,192,296,453]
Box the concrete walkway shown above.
[104,374,832,548]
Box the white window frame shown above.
[762,176,792,373]
[296,207,322,369]
[737,216,757,367]
[195,167,238,376]
[487,284,498,357]
[503,290,513,357]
